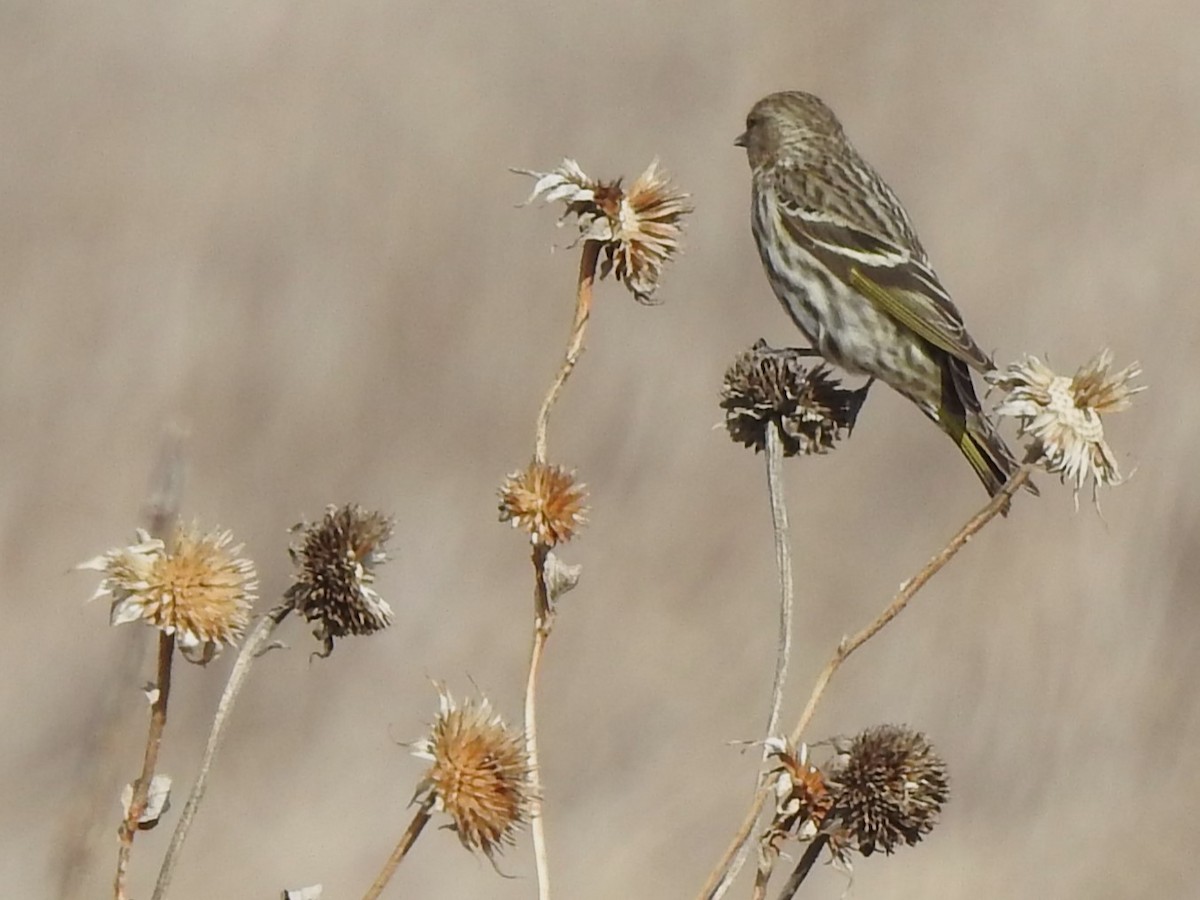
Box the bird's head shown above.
[735,91,846,170]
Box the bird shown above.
[736,90,1029,498]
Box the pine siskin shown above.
[737,91,1028,497]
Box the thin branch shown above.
[534,239,600,464]
[696,465,1031,900]
[151,601,294,900]
[787,465,1030,746]
[723,423,797,898]
[521,238,600,900]
[525,542,554,900]
[762,421,794,750]
[774,835,829,900]
[114,631,175,900]
[361,794,436,900]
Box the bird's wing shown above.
[773,167,994,372]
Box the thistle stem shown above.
[114,630,175,900]
[774,834,829,900]
[697,466,1031,899]
[361,794,436,900]
[525,542,554,900]
[151,601,294,900]
[534,239,599,464]
[762,421,794,751]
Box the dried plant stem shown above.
[361,793,436,900]
[534,239,600,464]
[697,465,1031,900]
[787,464,1030,745]
[724,423,797,899]
[525,542,554,900]
[762,422,794,749]
[774,834,829,900]
[151,601,294,900]
[521,239,600,900]
[114,631,175,900]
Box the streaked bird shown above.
[736,90,1029,497]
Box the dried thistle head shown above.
[498,461,587,547]
[827,725,948,857]
[285,504,395,657]
[515,158,691,303]
[411,684,531,859]
[79,523,257,662]
[759,739,836,875]
[989,349,1143,507]
[722,342,866,456]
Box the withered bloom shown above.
[498,461,587,547]
[761,739,836,861]
[722,341,866,456]
[827,725,948,857]
[285,504,394,656]
[515,158,691,303]
[411,685,531,859]
[989,349,1143,506]
[79,524,257,662]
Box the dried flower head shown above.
[79,524,257,661]
[989,349,1143,505]
[498,461,587,547]
[827,725,948,857]
[760,739,836,868]
[411,685,531,859]
[722,341,867,455]
[515,158,691,303]
[285,504,395,656]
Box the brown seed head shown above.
[79,523,257,661]
[828,725,948,857]
[411,685,531,859]
[721,342,865,456]
[498,461,587,547]
[515,158,691,303]
[285,504,395,656]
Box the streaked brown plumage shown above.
[737,90,1026,497]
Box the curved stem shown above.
[114,631,175,900]
[697,466,1031,900]
[534,240,600,464]
[361,794,436,900]
[151,601,293,900]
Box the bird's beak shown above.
[734,131,747,148]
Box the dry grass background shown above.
[3,1,1198,897]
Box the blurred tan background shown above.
[3,1,1197,897]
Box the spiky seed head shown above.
[721,342,865,456]
[989,349,1143,507]
[285,504,395,656]
[827,724,948,857]
[498,461,587,547]
[78,523,257,661]
[411,684,531,859]
[515,158,691,303]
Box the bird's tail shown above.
[954,413,1031,499]
[941,361,1038,502]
